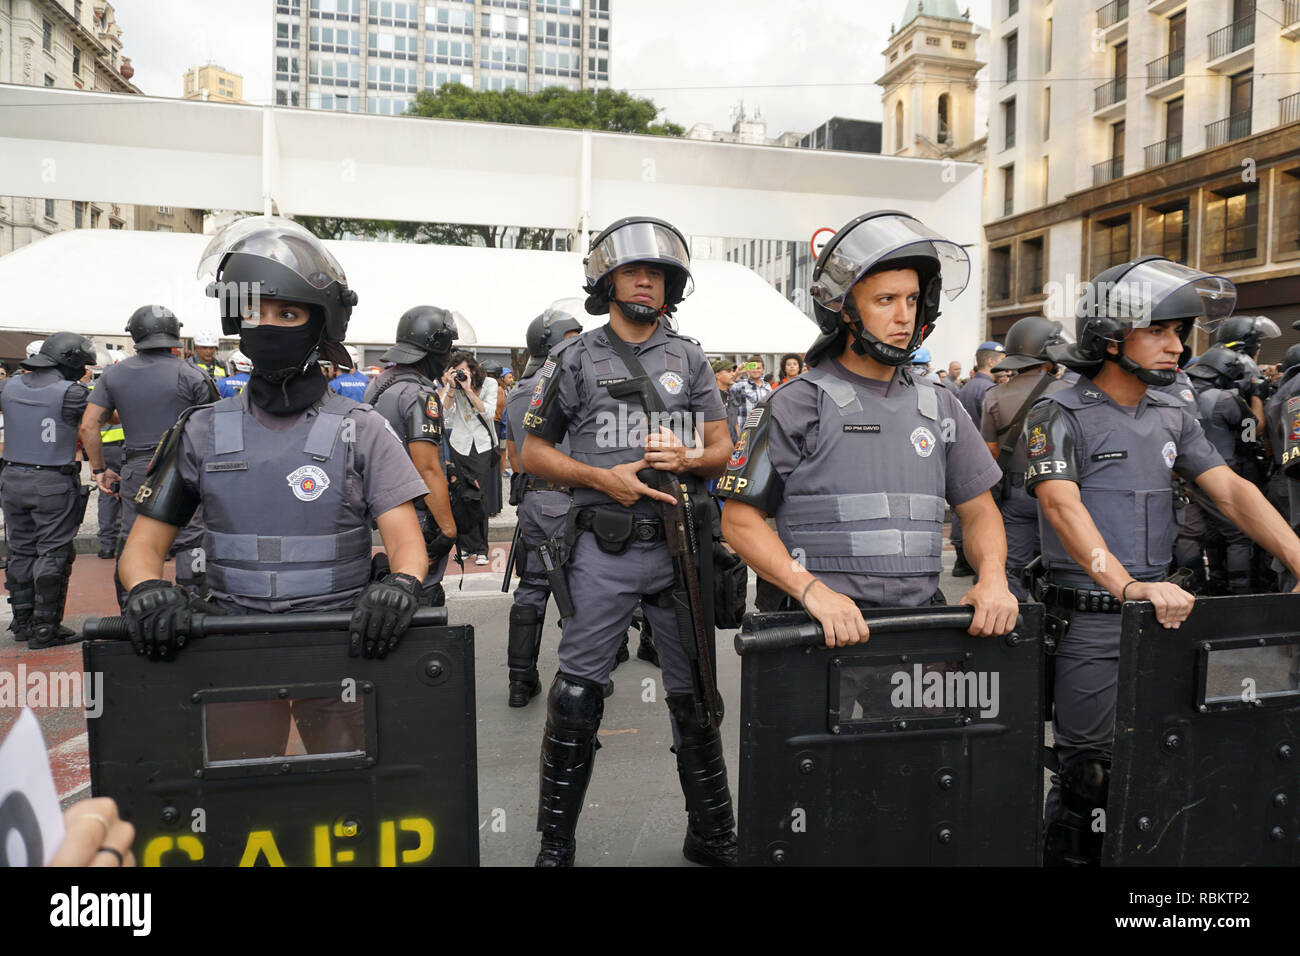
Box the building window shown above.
[42,19,52,53]
[1003,98,1016,150]
[1008,0,1019,14]
[91,208,100,228]
[1041,155,1049,204]
[937,93,951,145]
[1207,184,1260,263]
[894,100,904,151]
[1019,236,1044,298]
[44,74,55,87]
[1042,88,1050,139]
[1146,200,1190,264]
[44,199,55,219]
[926,36,941,47]
[1004,31,1017,83]
[1044,18,1052,72]
[73,48,81,76]
[74,201,83,228]
[1092,215,1132,272]
[1276,168,1300,257]
[1002,164,1015,217]
[952,39,966,50]
[75,0,82,20]
[157,206,173,215]
[989,245,1012,301]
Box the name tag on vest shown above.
[843,424,882,433]
[1090,451,1128,462]
[597,377,629,388]
[205,461,249,472]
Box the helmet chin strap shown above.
[1107,348,1176,387]
[610,297,666,324]
[842,297,930,368]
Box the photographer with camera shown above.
[440,351,498,566]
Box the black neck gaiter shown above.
[241,322,329,414]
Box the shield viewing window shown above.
[828,656,972,733]
[1196,636,1300,712]
[198,681,377,776]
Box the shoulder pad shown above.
[549,333,584,358]
[145,404,203,478]
[715,403,784,515]
[135,409,201,526]
[1023,398,1079,493]
[1144,388,1179,408]
[664,328,702,347]
[523,349,568,442]
[407,387,443,445]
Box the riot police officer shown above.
[1024,256,1300,866]
[79,306,218,605]
[718,210,1017,644]
[1186,346,1256,594]
[950,340,1005,577]
[502,299,583,707]
[978,315,1071,599]
[117,216,430,665]
[87,374,126,560]
[362,306,458,606]
[1264,344,1300,523]
[188,329,227,380]
[0,333,96,648]
[521,216,735,867]
[216,349,252,398]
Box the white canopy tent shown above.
[0,228,826,355]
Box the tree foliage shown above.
[296,85,682,250]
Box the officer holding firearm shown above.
[501,300,583,707]
[1023,256,1300,866]
[718,210,1018,648]
[362,306,459,606]
[0,334,96,648]
[117,216,430,663]
[521,216,736,867]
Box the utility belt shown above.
[1033,579,1123,615]
[124,445,158,462]
[524,476,570,495]
[572,507,665,552]
[0,460,79,476]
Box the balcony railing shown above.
[1093,156,1124,186]
[1285,0,1300,29]
[1094,76,1127,111]
[1205,110,1252,148]
[1097,0,1129,29]
[1283,92,1300,126]
[1146,48,1184,87]
[1208,14,1255,61]
[1143,135,1182,167]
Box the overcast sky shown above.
[108,0,993,137]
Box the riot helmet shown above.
[198,216,357,342]
[807,211,970,368]
[382,306,458,364]
[523,297,585,376]
[1186,344,1250,390]
[126,305,183,350]
[994,315,1065,372]
[25,340,43,359]
[583,217,693,322]
[1280,344,1300,376]
[1214,314,1281,358]
[22,332,97,378]
[1048,256,1236,387]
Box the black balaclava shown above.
[411,351,449,383]
[240,314,329,414]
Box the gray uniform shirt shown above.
[957,370,995,427]
[980,367,1071,479]
[91,351,216,452]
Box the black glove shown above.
[508,471,525,507]
[426,529,455,563]
[123,579,193,662]
[349,572,422,659]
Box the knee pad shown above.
[510,604,542,628]
[546,673,605,735]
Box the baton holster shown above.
[537,537,574,620]
[75,483,92,526]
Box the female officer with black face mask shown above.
[118,217,431,664]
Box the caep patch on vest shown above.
[659,371,684,395]
[1161,440,1177,469]
[910,426,937,458]
[286,465,331,502]
[843,423,881,433]
[728,433,749,468]
[426,395,440,419]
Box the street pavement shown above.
[1,513,1004,867]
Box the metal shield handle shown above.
[735,608,994,655]
[83,606,450,641]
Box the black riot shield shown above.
[735,604,1045,866]
[83,610,478,867]
[1105,595,1300,866]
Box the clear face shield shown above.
[584,221,694,298]
[198,216,350,329]
[545,297,588,325]
[811,214,971,315]
[1080,259,1237,342]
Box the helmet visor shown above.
[585,221,694,297]
[545,297,587,324]
[1086,259,1237,332]
[197,215,348,291]
[1248,316,1283,340]
[814,214,971,312]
